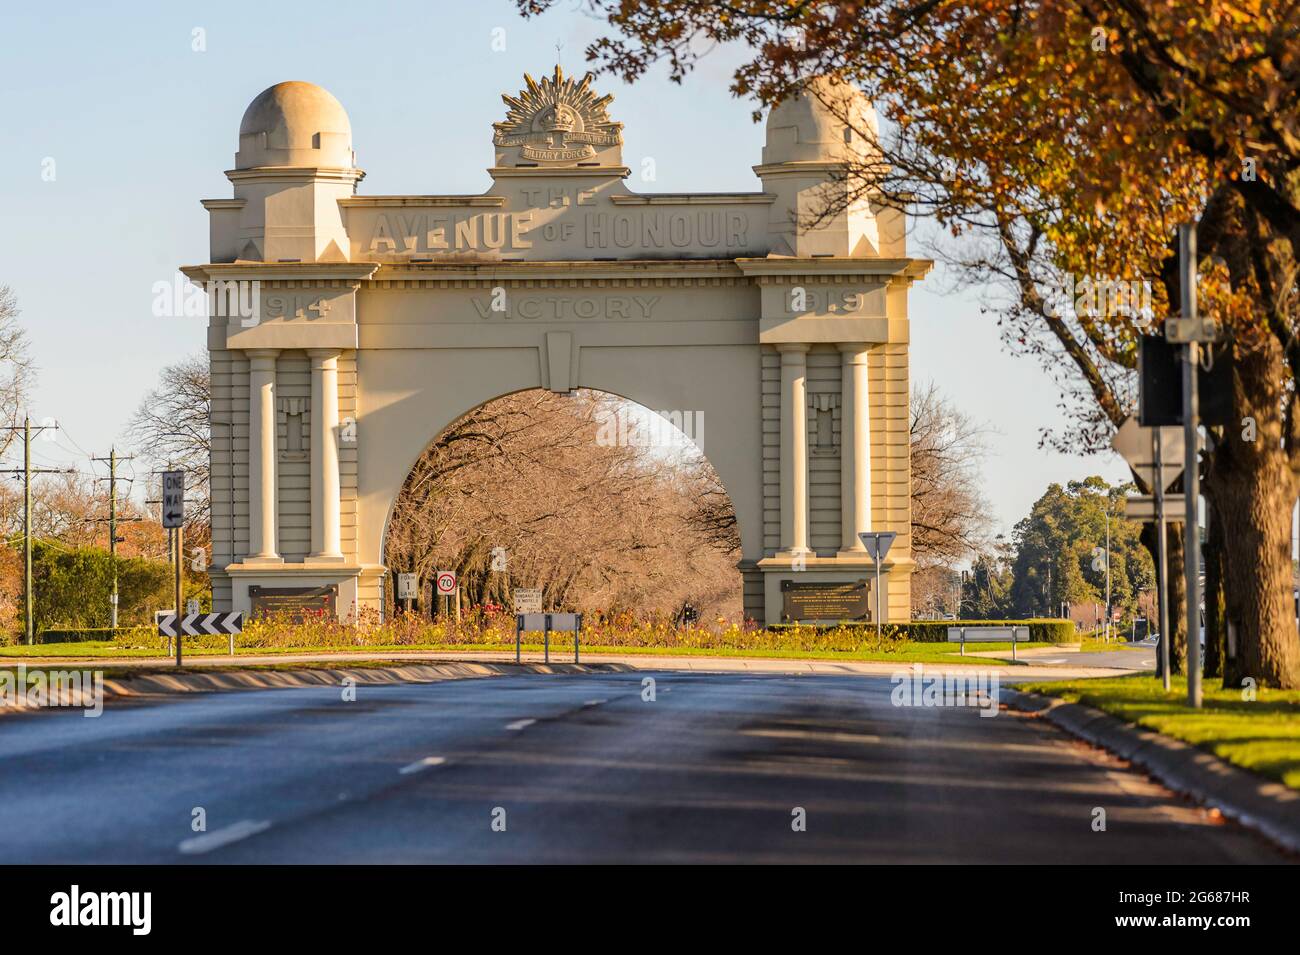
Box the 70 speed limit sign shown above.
[435,571,457,595]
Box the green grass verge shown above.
[1078,638,1135,653]
[0,639,1065,666]
[1020,673,1300,789]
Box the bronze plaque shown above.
[781,579,870,623]
[249,585,338,622]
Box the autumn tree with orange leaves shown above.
[522,0,1300,686]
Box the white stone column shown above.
[307,348,343,562]
[246,349,281,562]
[838,344,872,554]
[778,344,812,556]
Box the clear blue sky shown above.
[0,0,1127,532]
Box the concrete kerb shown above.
[1000,687,1300,856]
[3,649,1129,680]
[0,661,636,713]
[0,653,1132,714]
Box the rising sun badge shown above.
[493,66,623,163]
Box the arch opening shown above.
[382,388,743,626]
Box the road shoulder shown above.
[1001,687,1300,856]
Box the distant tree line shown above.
[917,477,1155,627]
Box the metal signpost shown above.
[1165,222,1215,709]
[515,612,582,664]
[1112,416,1184,496]
[397,573,418,614]
[154,610,172,656]
[1123,494,1186,521]
[161,470,185,666]
[857,531,897,634]
[1115,416,1184,690]
[157,611,244,656]
[435,570,458,621]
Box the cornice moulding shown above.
[225,166,366,183]
[752,161,850,178]
[736,257,933,279]
[609,192,777,206]
[181,263,381,284]
[340,195,507,208]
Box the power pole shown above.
[0,417,67,645]
[91,448,139,630]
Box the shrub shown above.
[29,541,172,632]
[101,610,1074,653]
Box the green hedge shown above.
[905,619,1077,644]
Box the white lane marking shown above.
[178,819,271,855]
[582,699,607,707]
[505,718,536,731]
[398,755,447,775]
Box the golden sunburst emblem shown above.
[493,66,622,163]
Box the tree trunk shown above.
[1207,342,1300,690]
[1203,506,1225,679]
[1141,519,1187,673]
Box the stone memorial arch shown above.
[183,70,930,626]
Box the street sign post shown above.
[858,531,897,635]
[1166,222,1215,709]
[435,570,459,622]
[515,611,582,664]
[1111,417,1183,492]
[1123,494,1186,521]
[513,588,543,614]
[1113,416,1183,689]
[397,573,418,614]
[161,471,185,529]
[161,469,185,666]
[157,611,244,656]
[157,612,244,637]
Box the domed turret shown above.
[236,81,354,169]
[761,77,878,167]
[207,81,362,263]
[756,77,894,257]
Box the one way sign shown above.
[162,470,185,529]
[157,612,243,637]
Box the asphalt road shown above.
[1027,647,1156,671]
[0,671,1286,863]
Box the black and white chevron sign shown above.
[156,612,243,637]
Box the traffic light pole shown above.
[1178,223,1203,709]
